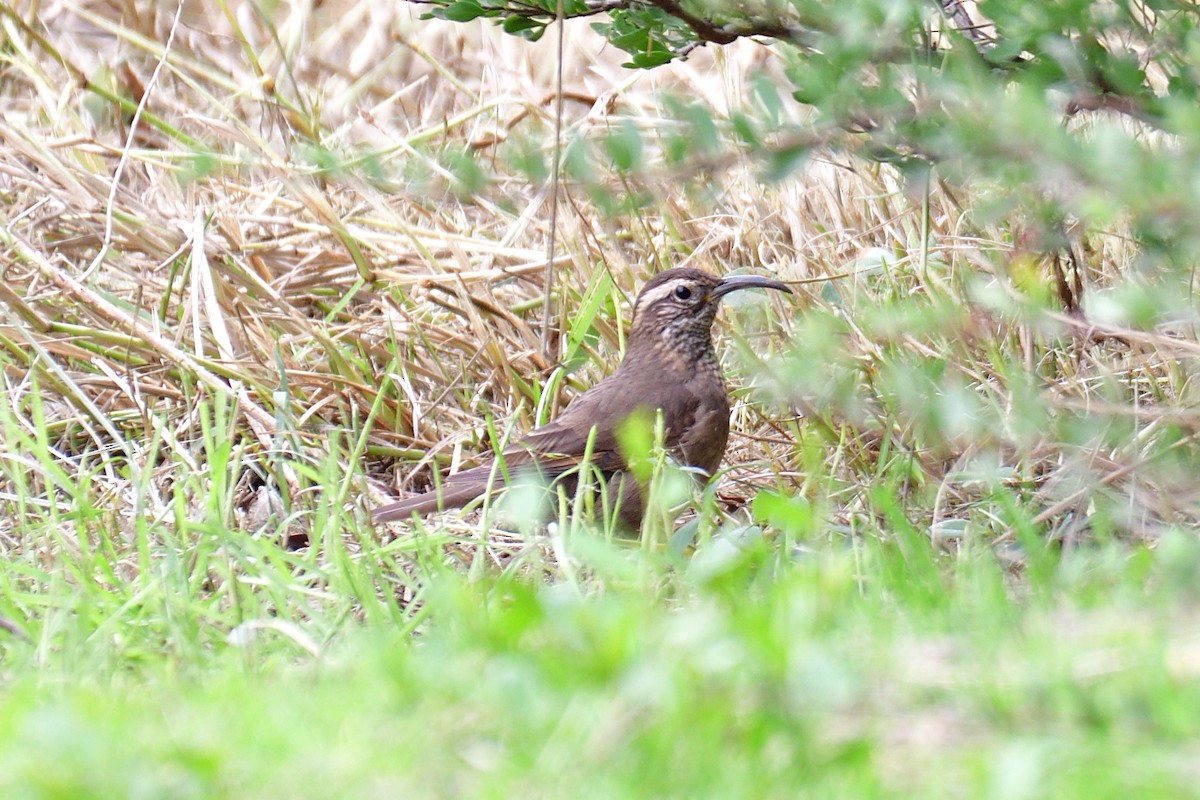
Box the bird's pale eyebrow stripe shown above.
[635,281,684,312]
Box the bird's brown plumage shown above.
[373,267,791,529]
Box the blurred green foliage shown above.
[419,0,1200,265]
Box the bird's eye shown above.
[673,285,693,301]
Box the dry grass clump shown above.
[0,0,1194,581]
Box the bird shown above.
[373,267,792,529]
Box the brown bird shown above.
[373,267,792,529]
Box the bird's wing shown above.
[519,365,720,470]
[516,372,645,468]
[433,416,626,489]
[460,362,721,479]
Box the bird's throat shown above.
[625,327,719,376]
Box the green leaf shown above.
[607,26,650,54]
[662,131,687,165]
[562,135,589,182]
[627,51,675,69]
[504,135,547,184]
[602,119,642,172]
[443,150,487,196]
[615,409,656,482]
[730,113,760,147]
[436,0,486,22]
[502,16,547,41]
[680,102,719,153]
[752,72,783,126]
[752,490,812,534]
[762,144,809,181]
[562,271,613,372]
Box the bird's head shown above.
[628,267,792,364]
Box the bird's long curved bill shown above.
[711,274,793,299]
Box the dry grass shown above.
[0,0,1195,572]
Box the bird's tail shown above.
[371,480,495,523]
